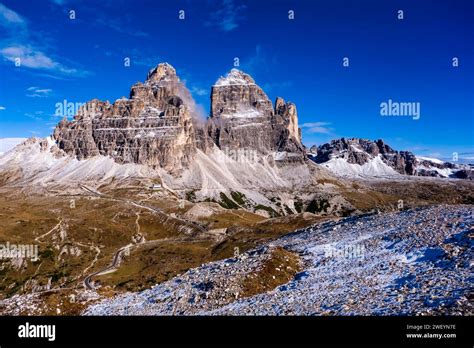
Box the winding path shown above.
[79,185,208,290]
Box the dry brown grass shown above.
[240,247,302,298]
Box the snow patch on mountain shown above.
[0,137,154,189]
[0,137,325,204]
[214,69,255,87]
[161,145,319,205]
[415,165,456,178]
[320,155,399,178]
[310,138,471,179]
[416,156,445,165]
[222,107,262,118]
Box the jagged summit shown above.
[214,68,255,86]
[146,62,178,83]
[53,61,196,173]
[209,67,304,155]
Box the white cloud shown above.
[0,3,26,26]
[26,86,52,98]
[0,106,5,110]
[0,45,88,76]
[0,4,90,78]
[301,122,334,134]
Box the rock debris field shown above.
[85,205,473,315]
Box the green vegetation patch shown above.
[230,191,247,206]
[218,192,239,209]
[254,204,280,218]
[305,199,330,214]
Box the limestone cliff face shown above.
[275,97,299,142]
[53,63,197,173]
[207,69,304,155]
[273,96,303,154]
[53,64,305,174]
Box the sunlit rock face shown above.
[53,64,306,174]
[207,69,304,156]
[53,63,198,173]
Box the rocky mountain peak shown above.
[146,62,178,84]
[274,97,300,143]
[311,138,416,174]
[208,68,304,156]
[309,137,471,178]
[214,68,255,86]
[52,62,307,175]
[53,62,197,173]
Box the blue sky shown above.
[0,0,473,161]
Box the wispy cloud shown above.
[240,45,278,77]
[26,86,52,98]
[0,106,5,110]
[0,3,26,27]
[1,45,85,75]
[301,122,334,135]
[242,45,264,73]
[24,111,45,121]
[190,86,208,97]
[205,0,246,32]
[0,3,90,78]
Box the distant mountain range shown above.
[308,138,473,179]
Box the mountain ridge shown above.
[0,63,333,211]
[309,137,471,179]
